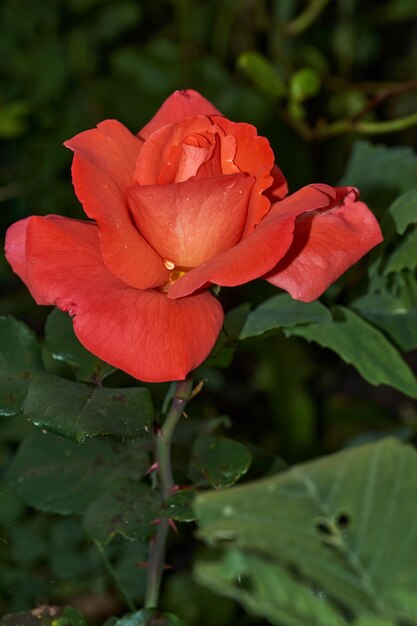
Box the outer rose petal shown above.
[265,187,383,302]
[168,184,336,300]
[15,215,224,382]
[65,120,168,290]
[5,217,50,305]
[127,174,254,268]
[138,89,222,140]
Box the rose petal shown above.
[65,120,168,289]
[267,164,288,201]
[127,174,254,268]
[265,187,383,302]
[174,141,215,183]
[18,215,224,382]
[5,217,50,305]
[212,117,277,234]
[135,116,214,185]
[168,184,336,299]
[138,89,222,140]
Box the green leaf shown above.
[286,306,417,397]
[7,431,149,514]
[0,606,87,626]
[353,292,417,351]
[195,551,345,626]
[339,141,417,209]
[114,609,186,626]
[237,51,287,98]
[161,489,197,522]
[164,571,234,626]
[23,372,154,442]
[289,67,321,102]
[45,308,115,382]
[0,316,43,416]
[83,480,160,543]
[386,187,417,235]
[195,438,417,619]
[240,294,331,339]
[384,226,417,273]
[352,618,396,626]
[189,435,252,488]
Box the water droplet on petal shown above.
[164,259,175,270]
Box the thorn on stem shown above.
[191,379,205,399]
[168,519,178,534]
[145,462,160,476]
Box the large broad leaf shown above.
[285,306,417,397]
[83,480,160,543]
[339,141,417,209]
[384,226,417,274]
[240,294,331,340]
[189,435,252,488]
[23,371,154,442]
[0,316,43,416]
[353,292,417,351]
[195,550,346,626]
[195,438,417,621]
[7,431,149,514]
[45,308,115,382]
[0,606,87,626]
[114,610,186,626]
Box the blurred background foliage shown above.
[1,0,417,624]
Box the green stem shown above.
[287,0,333,35]
[314,110,417,138]
[95,540,135,611]
[144,378,194,609]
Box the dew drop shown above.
[164,259,175,270]
[222,505,234,517]
[147,194,153,200]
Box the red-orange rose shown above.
[5,90,382,382]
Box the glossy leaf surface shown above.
[23,372,153,442]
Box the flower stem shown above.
[144,378,194,609]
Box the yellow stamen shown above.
[161,267,188,293]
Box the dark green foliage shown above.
[24,371,154,442]
[0,317,43,416]
[2,0,417,624]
